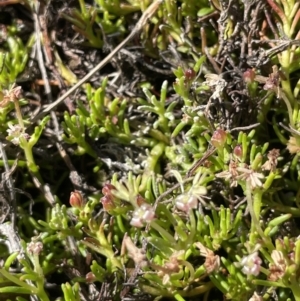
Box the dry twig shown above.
[32,0,164,123]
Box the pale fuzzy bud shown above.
[195,242,220,273]
[27,241,43,256]
[268,250,286,281]
[287,136,300,154]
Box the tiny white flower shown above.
[6,124,29,145]
[130,203,155,228]
[130,216,144,228]
[175,193,199,212]
[140,203,155,222]
[240,251,262,276]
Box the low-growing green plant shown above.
[2,0,300,300]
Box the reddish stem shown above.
[266,0,288,25]
[0,0,21,5]
[291,8,300,36]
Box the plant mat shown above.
[0,0,299,301]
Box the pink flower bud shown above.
[100,195,116,212]
[243,69,256,83]
[102,183,116,196]
[69,191,84,209]
[233,145,243,159]
[86,272,96,283]
[184,68,196,81]
[211,129,227,148]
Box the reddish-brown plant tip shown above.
[233,145,243,159]
[85,272,96,283]
[136,194,146,207]
[211,129,227,148]
[102,183,116,196]
[69,190,84,209]
[184,68,196,81]
[243,69,256,83]
[100,195,115,212]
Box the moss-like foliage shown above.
[0,0,300,300]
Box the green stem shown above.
[21,138,43,185]
[280,50,295,107]
[12,97,37,176]
[0,160,27,167]
[280,90,294,127]
[150,220,176,245]
[174,293,186,301]
[251,190,263,230]
[246,185,273,250]
[146,142,165,172]
[13,99,24,129]
[0,268,36,293]
[33,255,50,301]
[290,283,300,301]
